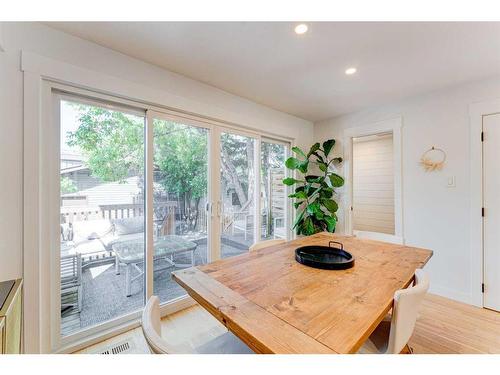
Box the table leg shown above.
[115,256,120,275]
[191,250,195,266]
[126,264,132,297]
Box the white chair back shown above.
[142,296,252,354]
[249,239,286,252]
[142,296,172,354]
[387,269,429,353]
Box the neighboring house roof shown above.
[61,149,84,162]
[61,164,87,174]
[62,176,142,207]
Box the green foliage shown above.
[285,157,309,173]
[60,176,77,194]
[66,104,209,232]
[66,104,208,200]
[283,177,302,186]
[67,105,145,182]
[283,139,344,236]
[153,119,207,200]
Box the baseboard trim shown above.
[57,319,141,354]
[57,295,196,353]
[429,284,475,306]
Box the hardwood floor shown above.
[75,293,500,354]
[409,294,500,354]
[76,305,228,354]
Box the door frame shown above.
[146,109,216,264]
[47,87,201,353]
[217,127,262,258]
[261,137,293,241]
[53,90,152,352]
[469,99,500,308]
[342,117,403,243]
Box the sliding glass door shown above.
[54,88,290,349]
[219,131,258,258]
[59,96,146,337]
[260,139,289,240]
[151,113,210,304]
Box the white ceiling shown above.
[46,22,500,122]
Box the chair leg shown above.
[126,264,132,297]
[400,344,414,354]
[115,256,120,275]
[77,285,83,312]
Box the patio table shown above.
[112,235,197,296]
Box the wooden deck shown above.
[61,291,81,336]
[61,237,250,337]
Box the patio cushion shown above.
[72,239,107,257]
[71,219,113,245]
[112,217,145,236]
[98,232,122,249]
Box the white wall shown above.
[0,22,313,281]
[315,77,500,304]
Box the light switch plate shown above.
[447,176,456,188]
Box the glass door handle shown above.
[206,202,214,217]
[216,201,222,217]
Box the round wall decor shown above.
[420,146,446,171]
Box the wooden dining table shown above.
[172,232,433,354]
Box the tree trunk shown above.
[193,196,201,230]
[221,146,248,207]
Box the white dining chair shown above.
[358,269,429,354]
[249,239,286,252]
[142,296,253,354]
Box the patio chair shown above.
[61,253,83,312]
[69,219,116,266]
[231,211,253,241]
[273,216,287,239]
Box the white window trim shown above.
[469,99,500,308]
[342,117,404,244]
[0,22,5,52]
[22,51,294,353]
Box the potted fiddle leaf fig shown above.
[283,139,344,236]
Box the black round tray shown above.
[295,241,354,270]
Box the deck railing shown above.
[60,202,177,224]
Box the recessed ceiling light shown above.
[345,67,357,75]
[294,24,308,35]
